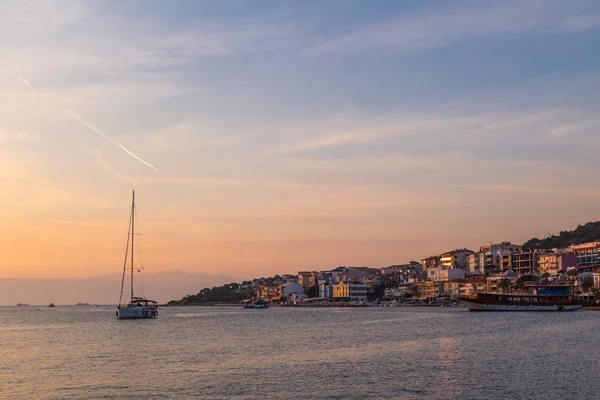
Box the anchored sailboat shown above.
[116,190,158,319]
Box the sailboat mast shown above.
[130,190,135,302]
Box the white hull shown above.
[461,300,582,311]
[117,306,158,319]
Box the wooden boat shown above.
[459,284,583,311]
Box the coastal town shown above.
[169,226,600,307]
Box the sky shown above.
[1,0,600,302]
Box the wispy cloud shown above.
[139,175,369,190]
[140,122,239,154]
[447,184,600,198]
[267,107,600,156]
[307,1,600,54]
[0,130,39,143]
[0,1,298,78]
[2,0,600,282]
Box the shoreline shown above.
[163,302,461,308]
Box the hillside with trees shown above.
[522,221,600,250]
[166,281,255,306]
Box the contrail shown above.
[66,109,158,171]
[17,75,158,172]
[18,75,33,89]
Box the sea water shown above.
[1,306,599,399]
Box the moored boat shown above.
[459,284,583,311]
[48,303,55,308]
[243,300,269,309]
[116,191,158,320]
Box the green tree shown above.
[582,277,594,293]
[517,274,537,290]
[498,279,512,293]
[522,221,600,250]
[369,284,386,300]
[484,264,498,275]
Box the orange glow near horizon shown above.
[2,1,600,283]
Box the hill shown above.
[522,221,600,250]
[166,282,255,306]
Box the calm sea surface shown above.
[1,306,599,399]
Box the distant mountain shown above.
[522,221,600,251]
[0,270,240,306]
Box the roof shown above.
[448,277,487,284]
[440,248,474,256]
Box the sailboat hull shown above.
[117,306,158,319]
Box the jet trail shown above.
[18,75,158,172]
[18,75,33,89]
[66,110,158,171]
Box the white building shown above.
[384,283,415,299]
[319,282,334,298]
[467,243,522,274]
[427,267,466,282]
[440,249,474,269]
[298,271,318,292]
[576,272,600,292]
[566,242,600,271]
[290,293,308,303]
[282,283,305,299]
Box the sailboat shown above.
[116,190,158,319]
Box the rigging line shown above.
[135,205,146,298]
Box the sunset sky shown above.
[2,0,600,285]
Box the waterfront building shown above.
[416,281,435,299]
[576,272,600,291]
[512,251,544,276]
[335,267,371,283]
[384,283,416,299]
[479,242,522,253]
[290,293,308,303]
[317,271,338,298]
[444,277,487,297]
[363,274,382,287]
[282,274,299,284]
[257,283,282,301]
[298,271,318,292]
[381,262,422,277]
[467,243,521,274]
[486,274,517,293]
[282,283,305,299]
[318,282,334,298]
[420,256,440,270]
[332,282,368,302]
[467,252,484,275]
[537,253,578,276]
[439,249,474,269]
[427,267,466,282]
[566,242,600,272]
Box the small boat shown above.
[16,303,29,307]
[116,191,158,320]
[48,303,56,308]
[76,302,90,306]
[459,284,583,311]
[244,300,269,309]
